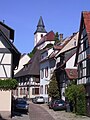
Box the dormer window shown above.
[74,41,76,46]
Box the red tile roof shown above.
[53,45,62,50]
[75,11,90,65]
[65,69,78,80]
[36,31,55,46]
[83,11,90,46]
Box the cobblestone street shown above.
[1,101,90,120]
[29,103,55,120]
[39,103,90,120]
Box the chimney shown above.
[73,32,77,36]
[59,34,63,42]
[3,20,5,23]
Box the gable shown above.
[66,54,76,69]
[75,11,90,66]
[0,33,11,52]
[59,32,79,54]
[0,21,14,41]
[0,30,21,69]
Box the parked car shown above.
[32,96,45,104]
[15,98,29,113]
[52,99,66,111]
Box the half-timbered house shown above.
[0,21,20,118]
[75,11,90,116]
[55,32,78,100]
[14,49,40,99]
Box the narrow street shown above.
[11,101,90,120]
[29,103,55,120]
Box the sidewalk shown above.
[39,103,90,120]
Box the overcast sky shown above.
[0,0,90,54]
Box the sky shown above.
[0,0,90,54]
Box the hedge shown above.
[0,79,18,90]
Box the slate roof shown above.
[0,21,14,40]
[36,31,55,47]
[34,16,47,34]
[14,49,41,77]
[65,69,78,80]
[0,30,21,68]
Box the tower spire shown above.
[34,16,47,34]
[34,16,47,47]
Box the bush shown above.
[0,79,18,90]
[65,84,86,115]
[76,85,86,115]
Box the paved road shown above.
[1,101,90,120]
[29,103,55,120]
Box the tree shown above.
[48,72,60,99]
[54,32,59,44]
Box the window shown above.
[45,67,48,78]
[41,69,44,79]
[20,88,22,95]
[41,34,43,38]
[78,62,83,78]
[83,40,86,50]
[23,88,25,95]
[32,88,39,95]
[87,59,90,76]
[32,88,35,95]
[74,41,76,46]
[35,88,39,94]
[45,85,48,94]
[40,85,43,94]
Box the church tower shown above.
[34,16,47,46]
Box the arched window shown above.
[41,69,44,79]
[24,88,25,95]
[20,88,22,95]
[45,67,48,78]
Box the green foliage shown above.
[48,72,60,99]
[76,85,86,115]
[65,84,86,115]
[28,47,37,58]
[65,84,77,102]
[0,79,18,90]
[54,32,59,44]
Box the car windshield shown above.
[36,96,43,99]
[55,100,64,104]
[17,100,27,104]
[40,97,43,98]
